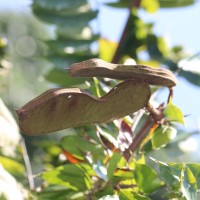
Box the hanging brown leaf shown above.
[117,120,133,148]
[68,58,177,87]
[96,126,119,152]
[16,80,151,136]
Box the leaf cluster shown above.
[7,0,200,199]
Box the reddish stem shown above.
[123,115,155,161]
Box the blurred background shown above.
[0,0,200,196]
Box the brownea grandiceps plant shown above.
[16,58,178,137]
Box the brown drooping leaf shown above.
[16,80,151,136]
[117,120,133,148]
[68,58,177,87]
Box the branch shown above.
[111,0,142,63]
[123,115,154,161]
[123,102,166,161]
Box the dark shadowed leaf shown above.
[17,80,151,135]
[45,68,87,87]
[32,0,88,11]
[179,70,200,86]
[106,0,128,8]
[46,55,95,70]
[46,39,93,56]
[33,7,98,26]
[106,0,194,9]
[56,26,99,40]
[33,0,90,17]
[159,0,195,8]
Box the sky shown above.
[0,0,200,131]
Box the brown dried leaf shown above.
[16,80,151,136]
[117,120,133,148]
[68,58,177,87]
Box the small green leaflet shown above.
[151,125,177,149]
[164,100,184,124]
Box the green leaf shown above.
[33,0,90,17]
[75,125,99,142]
[141,0,159,13]
[113,168,134,180]
[46,55,95,70]
[99,38,118,62]
[181,165,197,200]
[168,163,182,178]
[146,34,164,59]
[33,7,98,26]
[33,0,88,11]
[0,156,24,177]
[107,152,122,179]
[179,70,200,86]
[57,26,98,40]
[119,191,151,200]
[42,163,93,191]
[164,100,184,124]
[45,68,87,87]
[106,0,128,8]
[152,159,200,198]
[159,0,195,8]
[158,161,180,190]
[151,125,177,149]
[61,135,104,160]
[134,163,163,194]
[37,186,79,200]
[46,39,92,56]
[186,163,200,189]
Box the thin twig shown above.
[114,183,137,190]
[111,0,141,63]
[20,138,35,190]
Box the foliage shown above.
[1,0,200,200]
